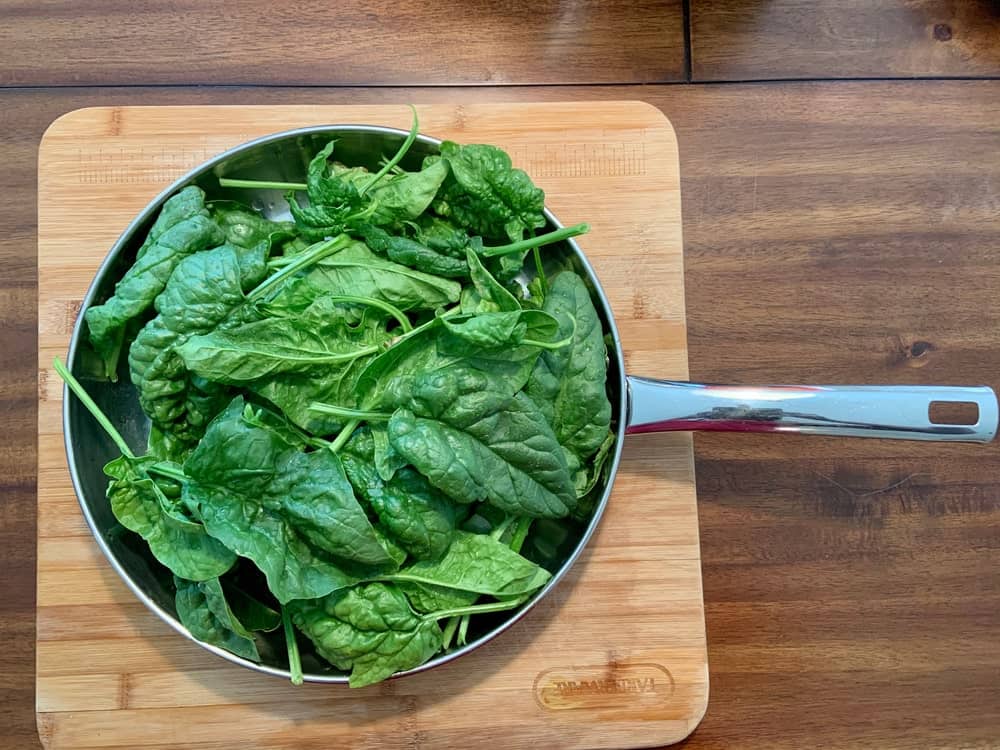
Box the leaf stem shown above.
[509,517,533,554]
[479,223,589,258]
[219,177,308,192]
[441,616,459,650]
[425,595,528,622]
[281,607,304,686]
[489,515,515,541]
[147,462,188,483]
[457,615,471,647]
[53,357,134,459]
[324,295,413,333]
[310,403,392,422]
[328,418,361,453]
[359,105,419,197]
[247,235,351,303]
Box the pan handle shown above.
[626,377,999,443]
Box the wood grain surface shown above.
[5,79,1000,748]
[691,0,1000,81]
[0,0,686,86]
[36,101,704,750]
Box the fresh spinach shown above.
[86,209,223,381]
[183,398,397,602]
[174,576,272,661]
[62,124,614,687]
[525,271,613,484]
[341,428,458,561]
[387,373,576,518]
[289,583,443,688]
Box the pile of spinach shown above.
[58,111,615,687]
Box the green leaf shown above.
[105,456,236,581]
[433,142,546,242]
[368,159,449,226]
[245,304,392,435]
[357,311,557,411]
[174,576,261,661]
[357,224,468,278]
[128,241,269,446]
[371,422,407,481]
[385,531,550,598]
[86,209,224,381]
[183,398,396,603]
[411,215,472,258]
[461,248,520,313]
[177,317,383,383]
[267,241,461,316]
[387,382,576,518]
[342,429,458,561]
[525,271,612,465]
[209,201,295,248]
[288,583,443,688]
[398,581,477,614]
[136,186,212,262]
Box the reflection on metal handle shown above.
[626,377,999,443]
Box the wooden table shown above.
[3,2,999,747]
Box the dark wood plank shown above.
[691,0,1000,81]
[5,81,1000,748]
[0,0,685,86]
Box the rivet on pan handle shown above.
[626,378,1000,443]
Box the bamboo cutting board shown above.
[37,102,706,749]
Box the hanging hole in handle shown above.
[929,401,980,425]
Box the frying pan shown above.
[63,125,1000,684]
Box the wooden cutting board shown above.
[37,102,706,749]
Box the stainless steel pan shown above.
[63,125,999,684]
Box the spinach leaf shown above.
[136,186,211,262]
[387,381,576,518]
[357,309,558,411]
[286,141,368,240]
[183,398,396,602]
[342,428,458,561]
[245,304,393,434]
[86,211,224,381]
[106,455,236,580]
[370,422,407,481]
[433,142,545,242]
[368,158,449,227]
[128,241,269,445]
[385,531,549,598]
[461,248,520,313]
[174,576,263,661]
[289,583,443,688]
[411,215,472,258]
[398,581,477,614]
[525,271,612,466]
[356,224,468,278]
[177,316,384,384]
[209,201,295,248]
[267,241,461,315]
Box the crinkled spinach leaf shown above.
[182,398,396,602]
[342,428,458,561]
[174,575,269,661]
[387,369,576,518]
[432,142,546,243]
[105,455,236,581]
[525,271,612,474]
[386,530,549,598]
[128,241,268,445]
[289,583,442,688]
[86,207,223,381]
